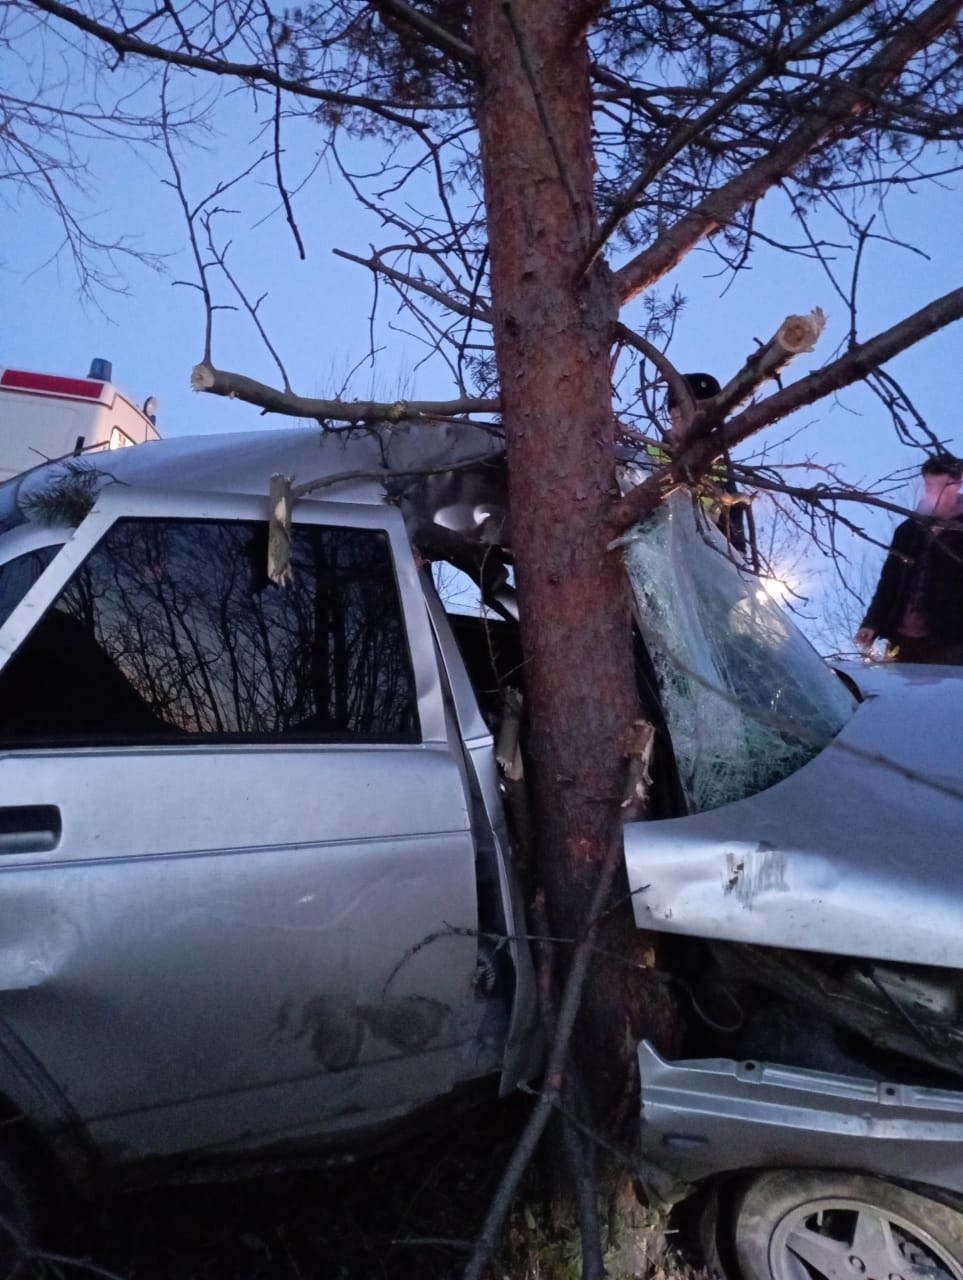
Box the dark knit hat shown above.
[666,372,721,409]
[921,453,963,480]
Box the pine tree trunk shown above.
[471,0,679,1133]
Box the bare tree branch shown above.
[613,284,963,529]
[612,0,963,303]
[333,247,491,322]
[190,361,499,421]
[463,823,627,1280]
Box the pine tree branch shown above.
[371,0,476,66]
[583,0,877,277]
[26,0,430,131]
[613,0,963,303]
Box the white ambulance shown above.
[0,358,160,481]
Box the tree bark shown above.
[471,0,678,1133]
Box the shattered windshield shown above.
[623,493,856,813]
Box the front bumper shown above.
[638,1041,963,1196]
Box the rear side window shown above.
[0,518,418,745]
[0,546,61,628]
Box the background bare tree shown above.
[5,0,963,1273]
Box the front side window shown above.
[0,518,418,745]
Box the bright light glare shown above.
[759,576,792,604]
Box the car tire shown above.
[733,1170,963,1280]
[0,1157,33,1278]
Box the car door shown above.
[0,486,487,1164]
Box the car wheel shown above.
[734,1170,963,1280]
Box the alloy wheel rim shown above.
[767,1196,963,1280]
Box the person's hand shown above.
[854,626,875,650]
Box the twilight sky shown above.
[2,35,961,647]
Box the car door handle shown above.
[0,806,62,855]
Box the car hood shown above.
[623,661,963,968]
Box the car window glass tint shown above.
[0,545,61,628]
[0,518,418,744]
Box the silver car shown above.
[0,423,961,1280]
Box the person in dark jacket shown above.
[663,372,748,556]
[855,454,963,664]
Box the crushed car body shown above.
[0,420,962,1277]
[623,662,963,968]
[621,497,963,969]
